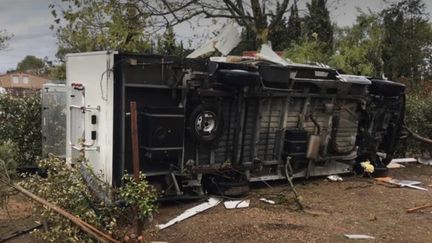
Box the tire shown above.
[188,104,224,145]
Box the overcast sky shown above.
[0,0,431,74]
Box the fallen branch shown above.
[407,203,432,213]
[404,125,432,144]
[0,178,119,243]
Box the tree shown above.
[284,36,329,64]
[155,0,292,45]
[330,12,384,76]
[16,55,46,72]
[269,2,290,51]
[304,0,333,54]
[285,0,302,47]
[0,30,12,51]
[50,0,152,59]
[381,0,432,85]
[52,0,295,58]
[48,64,66,81]
[156,27,187,56]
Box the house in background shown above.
[0,72,51,95]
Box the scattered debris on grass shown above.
[418,157,432,166]
[224,200,250,209]
[375,177,428,191]
[344,234,375,240]
[387,161,405,169]
[156,197,222,230]
[327,175,343,182]
[259,198,275,205]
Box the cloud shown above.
[0,0,57,73]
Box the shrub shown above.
[404,93,432,154]
[119,172,158,221]
[20,155,157,242]
[0,141,18,208]
[0,93,41,167]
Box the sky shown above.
[0,0,431,74]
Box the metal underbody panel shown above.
[63,52,405,199]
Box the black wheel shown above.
[188,104,224,145]
[203,174,250,197]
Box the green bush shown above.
[119,172,158,221]
[0,141,18,208]
[404,93,432,154]
[20,156,157,242]
[0,93,42,167]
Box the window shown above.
[23,76,29,84]
[12,75,19,84]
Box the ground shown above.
[1,163,432,242]
[145,163,432,243]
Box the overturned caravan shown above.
[65,51,405,198]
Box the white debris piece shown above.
[224,199,250,209]
[395,179,428,191]
[259,198,275,205]
[255,44,291,66]
[386,161,405,169]
[327,175,343,182]
[156,197,222,230]
[390,158,417,163]
[344,234,375,240]
[418,157,432,166]
[214,25,241,55]
[187,24,241,58]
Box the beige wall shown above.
[0,72,50,90]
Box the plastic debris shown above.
[344,234,375,240]
[223,200,250,209]
[187,24,240,58]
[397,180,428,191]
[259,198,276,205]
[156,197,222,230]
[255,44,291,66]
[390,158,417,164]
[360,161,375,173]
[375,177,428,191]
[327,175,343,182]
[418,157,432,166]
[386,161,405,169]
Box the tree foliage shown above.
[304,0,333,54]
[50,0,153,59]
[285,0,302,47]
[0,93,41,167]
[284,35,329,64]
[156,27,187,57]
[20,156,157,242]
[330,13,383,76]
[381,0,432,85]
[16,55,46,72]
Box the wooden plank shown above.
[130,101,140,181]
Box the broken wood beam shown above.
[0,179,119,243]
[407,203,432,213]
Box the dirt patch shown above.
[0,193,41,242]
[2,164,432,242]
[145,164,432,243]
